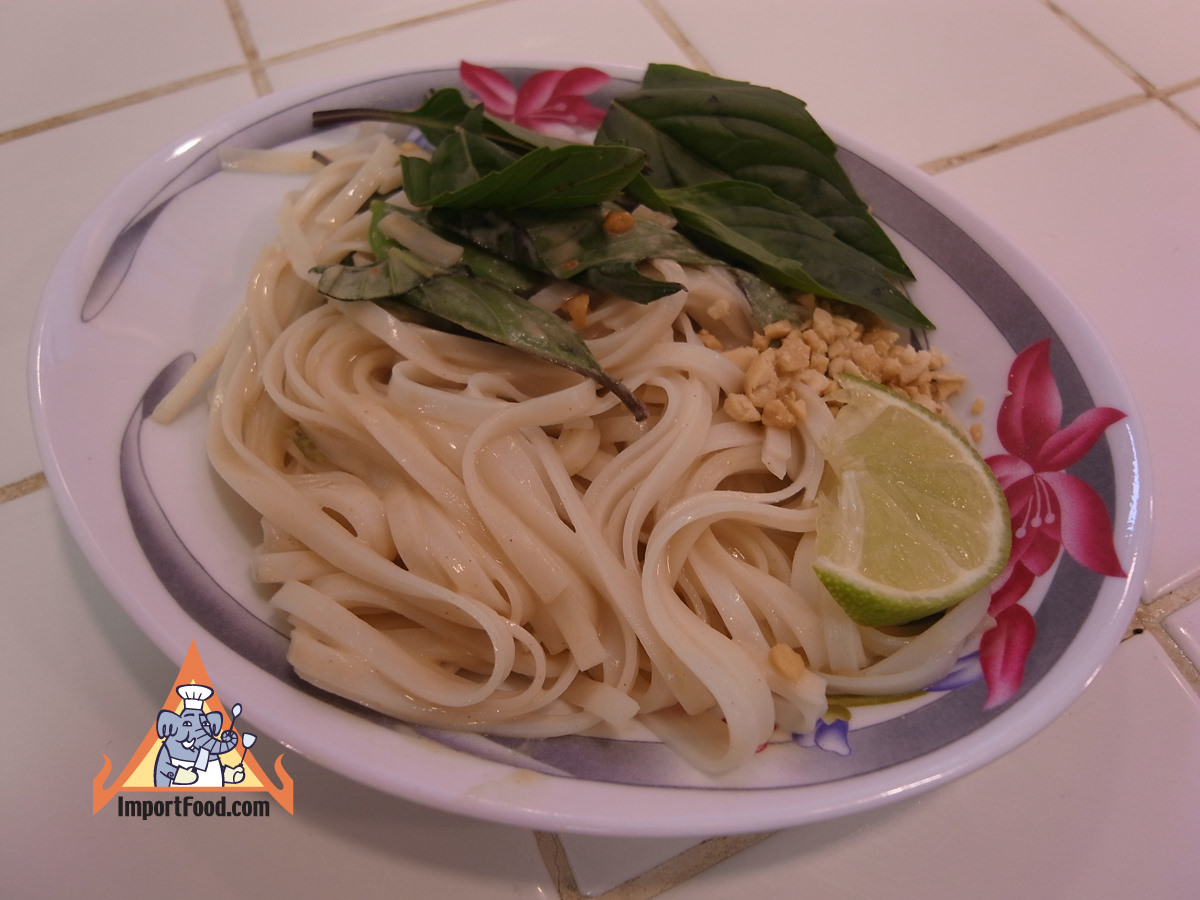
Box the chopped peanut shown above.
[721,306,965,429]
[603,209,638,235]
[763,320,792,341]
[782,391,808,424]
[776,332,811,372]
[562,292,590,329]
[723,345,758,371]
[724,393,762,423]
[762,398,797,429]
[768,644,809,683]
[744,349,780,406]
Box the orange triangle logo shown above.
[93,641,294,814]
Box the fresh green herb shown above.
[397,106,649,211]
[313,88,532,150]
[314,202,648,419]
[309,64,929,416]
[655,181,930,328]
[427,204,717,298]
[315,246,430,300]
[385,275,646,420]
[733,269,806,330]
[599,64,912,278]
[403,141,648,211]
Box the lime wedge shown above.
[813,375,1010,627]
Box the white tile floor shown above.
[239,0,477,59]
[0,75,259,487]
[935,100,1200,597]
[0,0,245,132]
[659,0,1141,165]
[4,2,1199,897]
[663,635,1200,900]
[1054,0,1200,88]
[1166,585,1200,671]
[262,0,692,92]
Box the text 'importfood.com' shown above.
[115,795,271,819]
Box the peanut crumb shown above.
[562,293,590,329]
[762,398,797,429]
[768,644,809,683]
[722,302,965,427]
[603,209,638,235]
[724,345,758,371]
[763,320,792,341]
[723,393,762,423]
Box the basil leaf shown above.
[406,140,647,211]
[576,263,684,303]
[456,242,544,294]
[599,64,912,278]
[313,88,572,154]
[312,88,475,146]
[398,106,519,201]
[316,212,646,417]
[525,208,717,277]
[429,205,696,302]
[733,269,806,329]
[314,246,431,300]
[423,208,534,269]
[368,202,543,294]
[659,181,931,329]
[402,275,645,419]
[429,205,714,285]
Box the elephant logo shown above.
[154,684,251,788]
[93,640,293,814]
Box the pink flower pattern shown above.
[980,339,1127,708]
[458,61,611,140]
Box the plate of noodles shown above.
[30,61,1149,836]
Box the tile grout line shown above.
[250,0,516,71]
[223,0,273,96]
[597,832,777,900]
[1157,91,1200,136]
[925,0,1200,174]
[1039,0,1159,96]
[919,93,1150,174]
[638,0,715,74]
[1135,578,1200,695]
[536,830,777,900]
[0,66,251,147]
[1038,0,1200,138]
[0,0,514,147]
[0,472,47,505]
[534,833,582,899]
[6,3,1192,154]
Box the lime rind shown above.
[813,375,1011,628]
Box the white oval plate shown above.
[30,62,1151,836]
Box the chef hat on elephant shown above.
[177,684,214,710]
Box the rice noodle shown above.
[154,130,986,773]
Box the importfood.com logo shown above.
[93,641,294,817]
